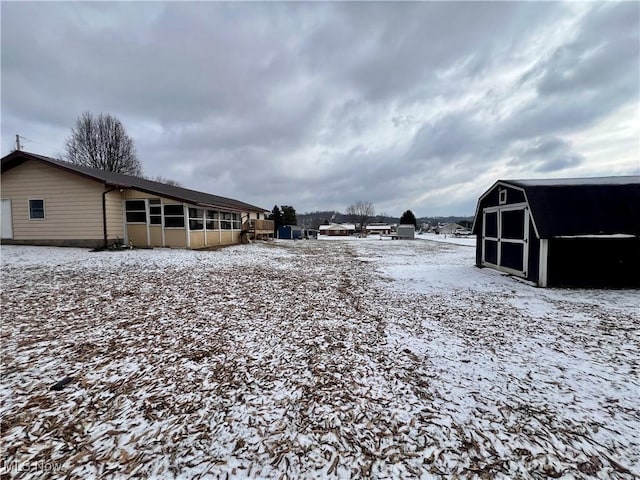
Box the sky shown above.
[1,2,639,217]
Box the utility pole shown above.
[15,134,21,151]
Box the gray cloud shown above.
[2,2,638,217]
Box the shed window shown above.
[499,189,507,205]
[29,199,45,220]
[125,200,146,223]
[189,208,204,230]
[149,199,162,225]
[164,204,184,228]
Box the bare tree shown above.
[346,200,375,228]
[65,112,142,176]
[149,176,181,187]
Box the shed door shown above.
[482,203,529,277]
[1,199,13,239]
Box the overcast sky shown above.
[2,2,638,216]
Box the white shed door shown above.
[1,199,13,239]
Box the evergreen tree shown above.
[269,205,284,234]
[399,209,418,227]
[281,205,297,226]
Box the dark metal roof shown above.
[473,176,640,238]
[1,150,269,213]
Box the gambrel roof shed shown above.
[472,176,640,287]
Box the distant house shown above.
[1,151,272,249]
[364,224,392,235]
[436,223,463,235]
[472,177,640,287]
[318,223,356,236]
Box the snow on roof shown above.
[505,176,640,187]
[319,223,355,230]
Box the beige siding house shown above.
[1,151,272,249]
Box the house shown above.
[277,225,303,240]
[472,177,640,287]
[363,224,392,235]
[0,151,273,249]
[396,224,415,239]
[435,223,463,235]
[318,223,356,236]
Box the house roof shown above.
[1,150,268,213]
[473,176,640,238]
[319,223,356,231]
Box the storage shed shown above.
[396,224,415,240]
[278,225,303,239]
[472,177,640,287]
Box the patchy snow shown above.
[1,242,638,479]
[417,232,477,247]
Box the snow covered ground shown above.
[1,241,638,479]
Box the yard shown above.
[1,239,638,479]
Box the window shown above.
[220,212,232,230]
[232,213,241,230]
[206,210,219,230]
[29,199,45,220]
[164,204,185,228]
[189,208,204,230]
[499,189,507,205]
[125,200,147,223]
[149,199,162,225]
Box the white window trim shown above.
[499,189,507,205]
[28,198,45,221]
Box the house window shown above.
[232,213,241,230]
[164,204,185,228]
[29,199,45,220]
[206,210,219,230]
[189,208,204,230]
[125,200,146,223]
[220,212,232,230]
[149,199,162,225]
[499,189,507,205]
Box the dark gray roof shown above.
[473,176,640,237]
[1,151,268,213]
[507,176,640,187]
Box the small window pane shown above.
[207,211,218,219]
[189,219,204,230]
[220,220,232,229]
[149,216,162,225]
[189,208,204,219]
[165,217,185,228]
[150,206,162,215]
[149,198,161,205]
[164,205,184,216]
[206,220,219,230]
[126,212,147,223]
[29,200,45,219]
[126,200,146,211]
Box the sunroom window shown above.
[149,199,162,225]
[206,210,219,230]
[189,208,204,230]
[164,204,185,228]
[125,200,146,223]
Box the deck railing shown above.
[243,219,274,240]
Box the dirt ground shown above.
[1,241,638,479]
